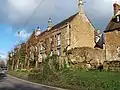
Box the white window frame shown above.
[117,16,120,22]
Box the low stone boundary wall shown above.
[103,61,120,72]
[66,47,105,69]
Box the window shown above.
[115,30,119,34]
[40,41,47,55]
[117,46,120,57]
[50,37,52,43]
[40,44,43,51]
[35,46,38,52]
[50,50,53,56]
[38,54,43,62]
[39,42,44,54]
[66,23,71,46]
[117,46,120,53]
[41,42,46,51]
[57,33,61,46]
[50,36,54,49]
[30,50,34,61]
[117,16,120,22]
[30,51,31,54]
[40,44,45,54]
[57,48,61,56]
[38,42,47,59]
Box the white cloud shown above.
[7,0,39,22]
[83,0,120,30]
[0,0,119,30]
[4,0,76,30]
[85,0,115,18]
[0,52,7,60]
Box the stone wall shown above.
[103,61,120,72]
[67,47,105,69]
[69,14,95,49]
[105,30,120,61]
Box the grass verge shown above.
[8,69,120,90]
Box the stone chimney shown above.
[113,1,120,15]
[35,27,41,36]
[78,0,84,14]
[47,18,52,30]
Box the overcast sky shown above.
[0,0,118,59]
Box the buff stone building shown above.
[104,1,120,61]
[25,0,96,68]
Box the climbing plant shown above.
[19,43,26,66]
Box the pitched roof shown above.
[36,12,95,38]
[44,12,95,33]
[35,13,78,38]
[50,13,78,30]
[115,10,120,16]
[104,14,120,33]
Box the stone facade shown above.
[67,47,105,69]
[24,0,99,69]
[10,1,120,70]
[8,0,107,70]
[26,30,39,68]
[25,12,96,68]
[105,31,120,61]
[103,61,120,72]
[104,2,120,62]
[68,13,95,50]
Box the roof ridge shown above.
[115,10,120,16]
[50,12,78,30]
[84,13,96,30]
[37,12,79,36]
[104,15,120,32]
[36,12,96,37]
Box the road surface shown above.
[0,74,64,90]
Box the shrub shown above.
[28,73,42,80]
[20,69,28,72]
[30,68,42,73]
[15,69,20,72]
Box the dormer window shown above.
[117,16,120,22]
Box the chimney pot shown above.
[35,26,41,36]
[47,18,52,30]
[113,1,120,15]
[78,0,84,14]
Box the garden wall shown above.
[65,47,105,69]
[103,61,120,71]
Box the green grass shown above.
[8,70,29,80]
[8,69,120,90]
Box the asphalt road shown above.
[0,74,63,90]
